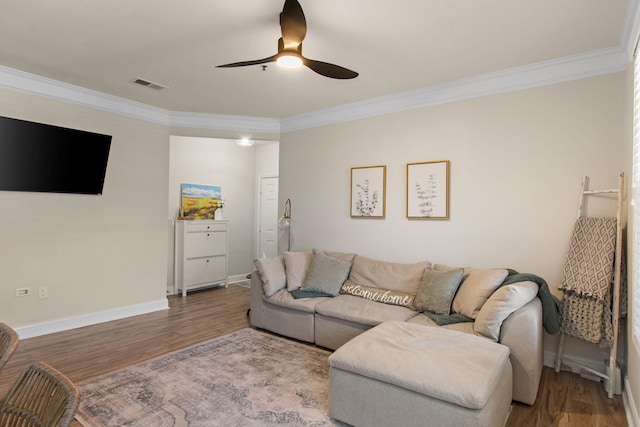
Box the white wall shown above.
[168,136,259,289]
[280,72,627,365]
[256,143,279,178]
[0,88,170,333]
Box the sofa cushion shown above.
[254,256,286,297]
[340,280,416,309]
[474,281,539,341]
[265,288,331,313]
[328,321,511,409]
[414,268,464,315]
[315,295,417,326]
[348,256,430,293]
[283,251,312,291]
[452,269,509,319]
[325,251,357,263]
[301,251,353,296]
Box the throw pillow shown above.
[473,281,539,341]
[340,280,416,309]
[452,269,509,319]
[283,251,313,291]
[324,251,357,263]
[414,268,464,315]
[434,263,476,275]
[348,255,430,293]
[254,256,286,298]
[301,251,353,296]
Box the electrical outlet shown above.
[38,286,48,299]
[15,287,31,297]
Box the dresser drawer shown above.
[184,230,227,258]
[183,256,226,286]
[185,222,227,233]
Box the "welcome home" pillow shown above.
[340,280,416,309]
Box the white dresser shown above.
[174,220,228,296]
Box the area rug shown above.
[76,328,345,426]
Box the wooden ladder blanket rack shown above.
[554,172,625,399]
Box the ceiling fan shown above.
[217,0,358,79]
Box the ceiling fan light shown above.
[277,54,303,69]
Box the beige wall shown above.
[0,90,280,334]
[280,72,628,366]
[0,88,170,330]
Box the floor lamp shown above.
[278,199,291,253]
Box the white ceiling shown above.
[0,1,631,120]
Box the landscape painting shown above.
[180,183,222,220]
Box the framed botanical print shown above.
[351,165,386,218]
[406,160,450,219]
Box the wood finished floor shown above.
[0,284,628,426]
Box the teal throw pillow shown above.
[302,251,353,296]
[414,268,465,315]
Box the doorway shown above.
[258,176,279,258]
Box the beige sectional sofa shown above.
[249,250,556,405]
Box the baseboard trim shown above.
[625,376,640,427]
[228,273,251,284]
[543,350,605,373]
[15,298,169,339]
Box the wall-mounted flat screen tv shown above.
[0,116,112,195]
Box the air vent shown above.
[132,78,168,91]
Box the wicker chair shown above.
[0,361,80,427]
[0,322,19,376]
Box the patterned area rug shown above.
[76,328,345,426]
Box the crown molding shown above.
[0,66,280,134]
[169,111,280,134]
[623,0,640,59]
[0,42,631,136]
[0,66,171,124]
[280,46,628,133]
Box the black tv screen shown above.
[0,116,112,195]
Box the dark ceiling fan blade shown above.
[280,0,306,48]
[216,55,278,68]
[217,1,358,80]
[303,58,358,79]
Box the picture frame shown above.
[180,183,223,220]
[406,160,450,219]
[351,165,386,218]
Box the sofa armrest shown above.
[499,298,543,405]
[249,270,266,328]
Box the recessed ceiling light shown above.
[236,138,254,147]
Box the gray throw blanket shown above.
[425,270,560,335]
[291,289,332,299]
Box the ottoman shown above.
[328,321,512,427]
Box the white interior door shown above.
[259,177,279,258]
